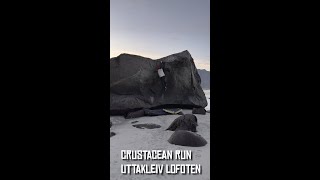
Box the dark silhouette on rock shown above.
[168,130,207,147]
[110,50,207,115]
[166,114,198,132]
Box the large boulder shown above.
[110,50,207,115]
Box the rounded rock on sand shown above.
[168,130,207,147]
[110,132,116,137]
[166,114,198,132]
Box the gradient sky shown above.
[110,0,210,71]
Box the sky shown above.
[110,0,210,71]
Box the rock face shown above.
[110,50,207,115]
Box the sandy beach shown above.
[110,106,210,180]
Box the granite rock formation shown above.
[110,50,207,115]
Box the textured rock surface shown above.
[110,50,207,115]
[192,107,206,115]
[166,114,198,132]
[168,130,207,147]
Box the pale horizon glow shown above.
[110,0,210,71]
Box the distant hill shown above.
[197,69,210,89]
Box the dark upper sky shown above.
[110,0,210,70]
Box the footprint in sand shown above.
[195,153,202,159]
[132,123,161,129]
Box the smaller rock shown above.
[166,114,198,132]
[131,121,139,124]
[168,130,207,147]
[110,132,116,137]
[192,107,206,115]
